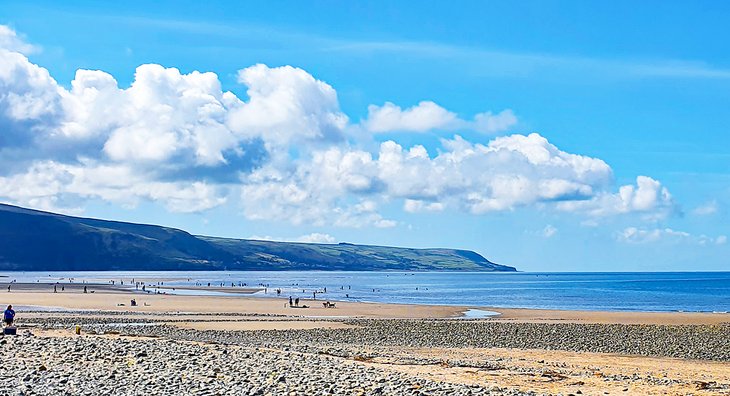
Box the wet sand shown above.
[2,282,730,324]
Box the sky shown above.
[0,1,728,271]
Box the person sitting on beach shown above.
[3,305,15,327]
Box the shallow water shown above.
[2,271,730,312]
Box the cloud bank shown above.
[0,25,677,227]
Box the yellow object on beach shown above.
[75,325,81,335]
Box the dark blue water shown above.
[3,271,730,312]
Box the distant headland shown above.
[0,204,515,272]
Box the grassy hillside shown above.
[0,204,515,272]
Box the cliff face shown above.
[0,204,516,272]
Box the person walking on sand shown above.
[3,305,15,327]
[54,284,57,293]
[289,296,293,307]
[83,286,87,293]
[295,297,299,307]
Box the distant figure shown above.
[61,285,64,292]
[313,291,316,299]
[83,286,88,293]
[346,294,349,298]
[323,287,327,293]
[130,299,137,307]
[3,305,14,327]
[289,296,293,307]
[142,285,146,292]
[6,285,9,292]
[54,284,57,293]
[295,297,299,307]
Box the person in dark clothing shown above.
[289,296,293,307]
[3,305,15,327]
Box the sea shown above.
[2,271,729,313]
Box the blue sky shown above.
[1,1,728,271]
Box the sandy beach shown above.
[1,282,729,395]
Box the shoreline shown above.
[1,285,729,324]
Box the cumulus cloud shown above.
[0,25,680,228]
[228,64,348,149]
[0,25,37,54]
[239,132,629,223]
[617,227,726,245]
[363,101,517,134]
[557,176,675,220]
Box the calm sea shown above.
[2,271,730,313]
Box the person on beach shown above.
[295,297,299,307]
[54,284,57,293]
[3,305,14,327]
[83,286,87,293]
[6,285,9,292]
[289,296,293,307]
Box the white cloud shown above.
[296,233,336,243]
[0,50,62,124]
[473,109,518,133]
[617,227,726,245]
[0,25,38,54]
[249,233,336,244]
[364,101,458,132]
[239,132,623,225]
[0,160,226,214]
[228,64,348,148]
[542,225,558,238]
[557,176,675,220]
[692,200,718,216]
[363,101,516,134]
[0,25,681,229]
[404,199,445,213]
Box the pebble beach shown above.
[1,309,728,395]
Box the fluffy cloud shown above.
[0,160,226,213]
[0,25,679,227]
[228,64,348,149]
[0,25,37,54]
[556,176,675,220]
[239,132,660,224]
[617,227,726,245]
[364,101,517,133]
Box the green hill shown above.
[0,203,516,272]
